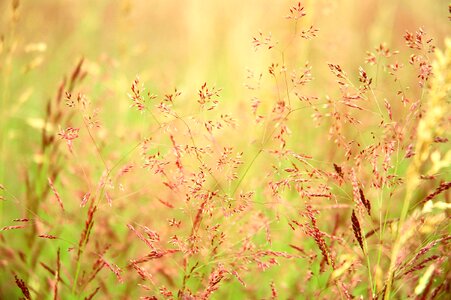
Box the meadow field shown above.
[0,0,450,299]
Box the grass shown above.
[0,0,450,299]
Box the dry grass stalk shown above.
[351,210,365,253]
[14,275,31,300]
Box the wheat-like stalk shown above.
[384,38,451,299]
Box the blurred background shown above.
[0,0,449,298]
